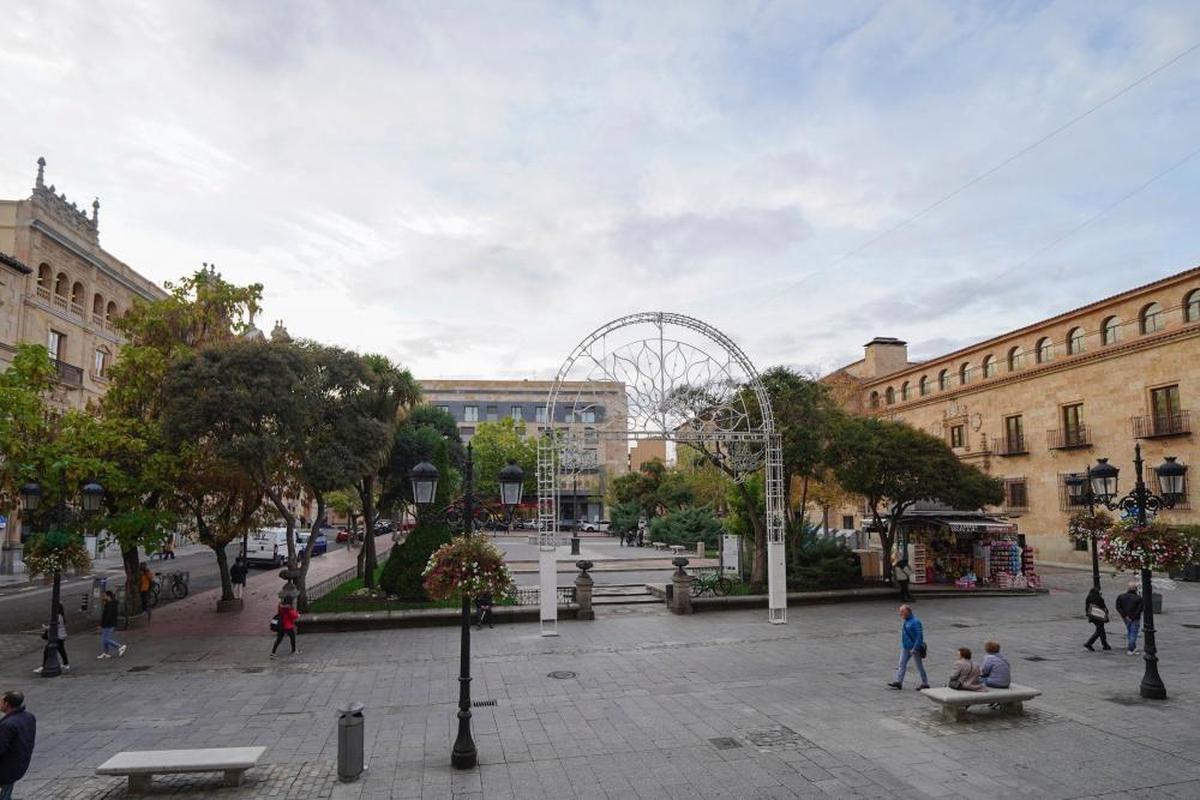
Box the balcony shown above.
[51,358,83,388]
[994,433,1028,456]
[1132,411,1191,439]
[1047,425,1092,450]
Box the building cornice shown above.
[23,295,125,345]
[30,219,163,301]
[869,323,1200,416]
[0,251,32,275]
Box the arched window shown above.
[92,293,104,317]
[1101,316,1119,345]
[869,391,880,409]
[959,363,971,385]
[983,355,997,378]
[54,272,69,296]
[70,281,85,309]
[105,301,118,323]
[1139,302,1164,334]
[919,376,930,396]
[37,263,52,288]
[1035,337,1053,364]
[1186,289,1200,323]
[885,387,895,405]
[1007,346,1023,371]
[900,381,910,401]
[1067,327,1084,354]
[938,369,949,391]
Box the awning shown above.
[945,520,1018,535]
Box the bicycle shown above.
[691,568,733,597]
[146,572,189,607]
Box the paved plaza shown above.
[1,566,1198,799]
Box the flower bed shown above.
[1100,517,1195,572]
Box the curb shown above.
[300,604,581,631]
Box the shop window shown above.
[1067,327,1084,355]
[938,370,949,391]
[1139,302,1165,335]
[1101,316,1119,345]
[1186,290,1200,323]
[464,405,479,422]
[1035,337,1053,364]
[983,355,997,378]
[949,425,965,449]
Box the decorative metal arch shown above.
[536,312,786,634]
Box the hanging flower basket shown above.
[1099,517,1195,573]
[1066,509,1113,545]
[22,530,92,579]
[422,535,514,601]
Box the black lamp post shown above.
[20,476,104,678]
[409,446,524,769]
[1064,466,1105,593]
[1082,444,1187,700]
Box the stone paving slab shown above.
[1,567,1198,799]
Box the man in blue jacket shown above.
[0,689,36,800]
[888,605,930,690]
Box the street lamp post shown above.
[1080,444,1187,700]
[19,477,104,678]
[409,447,524,769]
[1064,464,1105,593]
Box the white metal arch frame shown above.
[536,312,786,635]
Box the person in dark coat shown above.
[1084,586,1112,651]
[98,590,127,659]
[1115,582,1143,655]
[0,689,36,800]
[230,557,248,600]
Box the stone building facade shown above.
[1,158,167,572]
[419,379,629,521]
[825,266,1200,566]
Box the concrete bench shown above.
[920,683,1041,722]
[668,545,686,556]
[651,541,668,551]
[96,746,267,794]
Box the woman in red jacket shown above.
[270,601,300,659]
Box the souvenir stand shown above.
[898,514,1038,589]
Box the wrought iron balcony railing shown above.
[1047,425,1092,450]
[1132,411,1191,439]
[51,358,83,388]
[994,433,1028,456]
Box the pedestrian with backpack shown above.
[270,600,300,659]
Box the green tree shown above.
[380,405,464,515]
[649,507,725,549]
[607,459,694,518]
[469,418,536,506]
[831,417,1003,577]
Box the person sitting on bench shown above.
[979,640,1011,689]
[948,647,985,691]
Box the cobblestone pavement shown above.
[2,567,1198,799]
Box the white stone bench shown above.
[96,746,267,794]
[652,541,668,551]
[668,545,686,556]
[920,683,1041,722]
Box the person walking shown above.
[0,690,37,800]
[138,563,154,623]
[887,604,929,690]
[270,600,300,659]
[33,604,69,675]
[162,536,176,560]
[1115,581,1143,655]
[230,557,248,600]
[97,591,127,660]
[1084,586,1112,651]
[893,558,914,602]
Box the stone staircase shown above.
[591,583,660,606]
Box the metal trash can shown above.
[337,702,365,782]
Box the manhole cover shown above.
[547,670,577,680]
[473,699,497,707]
[128,666,151,673]
[709,737,742,750]
[743,725,807,748]
[1024,656,1047,662]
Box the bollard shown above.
[570,537,581,556]
[575,561,595,620]
[695,541,705,558]
[670,558,694,615]
[337,702,365,782]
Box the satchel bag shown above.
[916,642,928,658]
[1087,604,1109,623]
[269,614,280,633]
[948,677,964,690]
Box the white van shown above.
[245,528,289,567]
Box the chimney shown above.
[861,337,908,379]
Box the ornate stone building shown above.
[825,266,1199,566]
[1,158,167,572]
[0,157,167,408]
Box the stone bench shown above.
[668,545,686,556]
[96,746,267,794]
[651,541,668,551]
[920,683,1041,722]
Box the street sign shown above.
[721,534,740,575]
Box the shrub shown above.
[378,520,452,599]
[648,507,725,548]
[787,530,862,591]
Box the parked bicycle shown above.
[144,571,189,608]
[691,568,733,597]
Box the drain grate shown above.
[472,699,497,707]
[1024,656,1047,662]
[709,737,742,750]
[547,670,578,680]
[128,665,151,673]
[951,623,972,628]
[1182,624,1200,630]
[242,667,264,674]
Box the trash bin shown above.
[88,576,108,620]
[337,702,365,782]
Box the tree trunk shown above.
[360,475,378,588]
[798,476,810,530]
[212,541,234,602]
[266,489,297,570]
[737,481,767,592]
[121,545,141,616]
[296,494,325,612]
[821,506,829,535]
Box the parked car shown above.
[335,528,353,543]
[245,528,289,567]
[580,520,610,532]
[296,530,328,557]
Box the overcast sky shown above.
[2,1,1198,380]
